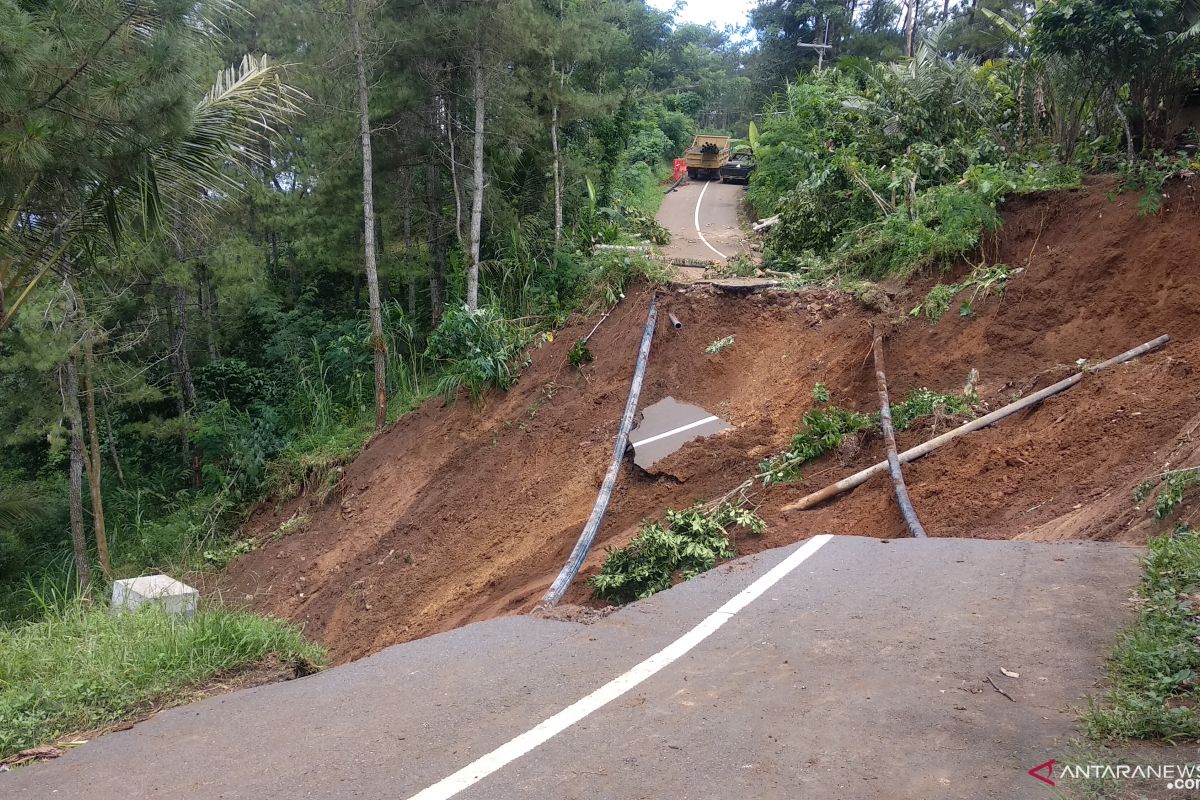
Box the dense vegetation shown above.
[2,0,1200,754]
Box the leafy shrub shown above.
[911,264,1017,321]
[194,358,272,410]
[759,385,975,483]
[568,338,593,368]
[588,503,766,603]
[425,305,530,401]
[202,537,256,567]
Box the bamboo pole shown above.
[873,333,927,538]
[783,335,1170,513]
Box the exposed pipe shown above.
[539,295,659,607]
[668,312,682,330]
[783,335,1170,513]
[873,333,927,538]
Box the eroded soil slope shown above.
[225,177,1200,662]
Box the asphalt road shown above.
[656,178,748,264]
[3,536,1140,799]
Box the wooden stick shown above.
[783,335,1170,513]
[873,333,928,538]
[985,676,1015,702]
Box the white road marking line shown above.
[693,181,728,260]
[405,534,835,800]
[629,415,720,448]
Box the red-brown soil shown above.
[224,176,1200,663]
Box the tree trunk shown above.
[348,0,388,432]
[81,326,111,577]
[103,401,127,489]
[403,179,417,316]
[196,263,220,362]
[172,285,197,409]
[904,0,916,58]
[446,97,465,246]
[551,59,563,247]
[62,355,92,595]
[467,47,486,313]
[426,157,446,326]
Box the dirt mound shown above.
[224,176,1200,663]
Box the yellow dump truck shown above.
[684,134,730,181]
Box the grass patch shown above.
[1084,528,1200,741]
[589,502,765,604]
[0,598,325,759]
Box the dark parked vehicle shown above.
[719,151,755,183]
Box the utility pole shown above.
[797,18,833,70]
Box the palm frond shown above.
[0,485,48,530]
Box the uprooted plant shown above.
[588,502,766,604]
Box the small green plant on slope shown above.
[911,264,1017,321]
[568,338,594,369]
[202,537,256,568]
[759,386,974,484]
[589,502,766,604]
[1084,528,1200,741]
[1111,153,1199,217]
[758,395,875,485]
[1134,469,1200,521]
[0,597,325,759]
[706,253,757,279]
[891,388,972,431]
[705,335,735,355]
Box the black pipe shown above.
[539,296,659,607]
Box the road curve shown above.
[656,178,748,263]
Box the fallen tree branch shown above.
[873,333,927,538]
[783,335,1170,513]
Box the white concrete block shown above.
[112,574,198,618]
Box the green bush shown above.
[589,503,766,604]
[0,599,325,758]
[425,305,530,401]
